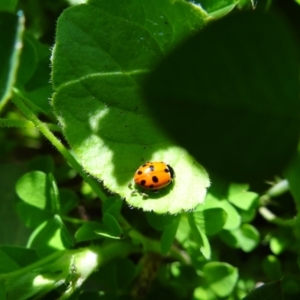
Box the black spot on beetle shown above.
[149,165,155,171]
[137,170,143,175]
[152,176,159,183]
[141,180,146,186]
[148,184,154,189]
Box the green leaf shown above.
[102,196,123,219]
[0,249,20,273]
[59,188,79,215]
[0,246,38,274]
[237,224,260,252]
[203,262,238,297]
[16,36,37,87]
[227,183,249,195]
[143,11,300,182]
[160,215,180,255]
[242,280,283,300]
[228,191,258,211]
[0,163,31,246]
[262,255,282,281]
[22,45,53,114]
[76,217,123,242]
[239,205,257,223]
[75,222,105,242]
[102,213,122,238]
[220,224,259,252]
[67,0,88,5]
[51,0,210,214]
[203,196,241,230]
[176,215,191,245]
[0,246,37,268]
[219,201,241,230]
[0,11,24,111]
[16,171,60,214]
[270,236,288,255]
[16,201,52,229]
[48,173,60,213]
[27,215,73,257]
[198,0,238,18]
[219,229,238,248]
[193,286,215,300]
[188,213,211,259]
[193,208,227,235]
[146,211,178,231]
[115,258,136,288]
[203,208,227,235]
[199,233,211,260]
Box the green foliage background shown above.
[1,0,300,299]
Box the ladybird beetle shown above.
[133,161,175,191]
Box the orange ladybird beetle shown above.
[133,161,175,191]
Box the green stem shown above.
[0,117,61,132]
[259,179,290,205]
[267,179,289,198]
[61,215,88,225]
[259,207,295,227]
[12,88,107,202]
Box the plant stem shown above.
[61,215,88,224]
[12,88,107,202]
[267,179,289,198]
[259,207,295,227]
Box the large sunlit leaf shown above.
[51,0,211,214]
